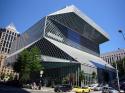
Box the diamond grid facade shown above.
[45,15,100,56]
[6,5,114,86]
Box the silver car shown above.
[102,87,119,93]
[94,85,103,91]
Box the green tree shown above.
[79,70,85,87]
[13,47,43,84]
[8,73,14,81]
[0,73,5,80]
[30,47,43,72]
[79,70,85,82]
[92,71,97,83]
[62,76,69,84]
[112,58,125,78]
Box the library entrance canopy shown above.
[48,5,109,44]
[90,60,113,71]
[46,37,114,70]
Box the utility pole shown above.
[118,30,125,40]
[78,67,80,86]
[114,56,120,91]
[118,30,125,73]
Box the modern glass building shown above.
[6,5,114,86]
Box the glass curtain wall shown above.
[45,18,100,56]
[42,62,80,86]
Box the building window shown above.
[8,49,10,53]
[5,34,8,40]
[9,31,11,35]
[5,48,7,53]
[10,36,13,41]
[7,30,9,33]
[8,35,11,40]
[3,41,6,47]
[9,43,11,48]
[2,47,4,52]
[12,32,14,35]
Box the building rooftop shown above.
[6,23,19,34]
[49,5,109,41]
[101,48,125,56]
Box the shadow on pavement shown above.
[0,87,30,93]
[0,81,30,93]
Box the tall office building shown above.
[101,49,125,65]
[0,23,19,68]
[6,5,114,85]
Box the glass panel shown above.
[45,19,99,55]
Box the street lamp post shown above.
[118,30,125,40]
[114,56,120,91]
[40,70,43,89]
[118,30,125,73]
[40,70,43,79]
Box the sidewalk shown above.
[0,85,75,93]
[23,87,54,92]
[23,87,75,93]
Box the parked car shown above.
[54,84,72,92]
[120,90,125,93]
[120,82,125,91]
[102,86,119,93]
[73,86,91,93]
[89,83,98,90]
[94,85,103,91]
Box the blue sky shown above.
[0,0,125,54]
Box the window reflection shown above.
[45,19,99,54]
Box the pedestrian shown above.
[38,81,42,90]
[31,82,38,90]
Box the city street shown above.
[0,86,102,93]
[90,91,101,93]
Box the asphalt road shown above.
[0,89,102,93]
[90,91,102,93]
[0,86,55,93]
[0,86,102,93]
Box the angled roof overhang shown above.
[45,37,114,70]
[48,5,109,44]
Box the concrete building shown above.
[0,23,19,76]
[6,5,114,86]
[101,49,125,65]
[0,23,19,54]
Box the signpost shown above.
[114,56,120,91]
[40,70,43,78]
[40,70,44,88]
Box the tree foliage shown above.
[92,71,96,79]
[112,58,125,77]
[13,47,43,84]
[79,70,85,82]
